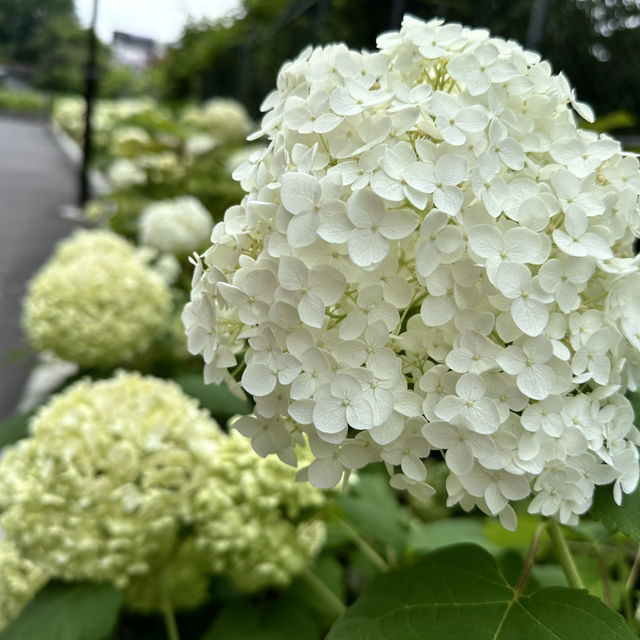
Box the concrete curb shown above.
[16,356,78,414]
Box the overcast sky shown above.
[74,0,242,43]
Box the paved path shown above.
[0,115,77,420]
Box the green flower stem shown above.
[623,546,640,626]
[337,518,390,573]
[547,519,584,590]
[161,589,181,640]
[515,520,547,594]
[592,541,612,608]
[301,568,346,618]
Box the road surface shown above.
[0,115,77,420]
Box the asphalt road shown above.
[0,115,77,420]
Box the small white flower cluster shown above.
[184,16,640,529]
[139,196,214,255]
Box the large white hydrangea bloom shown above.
[184,16,640,529]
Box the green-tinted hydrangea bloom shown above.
[22,229,172,368]
[0,540,48,632]
[123,541,212,613]
[0,372,222,592]
[0,372,326,613]
[191,430,326,592]
[181,98,252,145]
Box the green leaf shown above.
[0,411,33,448]
[408,517,495,554]
[327,544,635,640]
[581,110,635,133]
[590,486,640,540]
[201,594,323,640]
[335,468,411,555]
[173,373,251,423]
[0,582,122,640]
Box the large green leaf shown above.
[201,594,323,640]
[327,544,635,640]
[173,373,251,423]
[0,582,122,640]
[590,486,640,540]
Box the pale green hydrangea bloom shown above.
[23,229,172,368]
[190,429,326,592]
[107,157,147,189]
[0,372,221,592]
[110,126,153,157]
[181,98,252,144]
[0,373,325,613]
[123,541,212,613]
[0,540,48,632]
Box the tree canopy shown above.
[0,0,88,93]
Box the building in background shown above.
[112,31,164,68]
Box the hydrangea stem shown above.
[547,519,584,590]
[161,589,181,640]
[623,546,640,626]
[337,518,390,573]
[514,520,547,594]
[301,568,346,618]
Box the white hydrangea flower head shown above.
[23,229,172,368]
[138,151,185,182]
[0,540,48,632]
[108,158,147,189]
[139,196,214,255]
[182,98,253,144]
[185,133,218,158]
[0,373,326,611]
[185,15,640,529]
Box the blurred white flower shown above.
[139,196,214,255]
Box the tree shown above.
[0,0,88,94]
